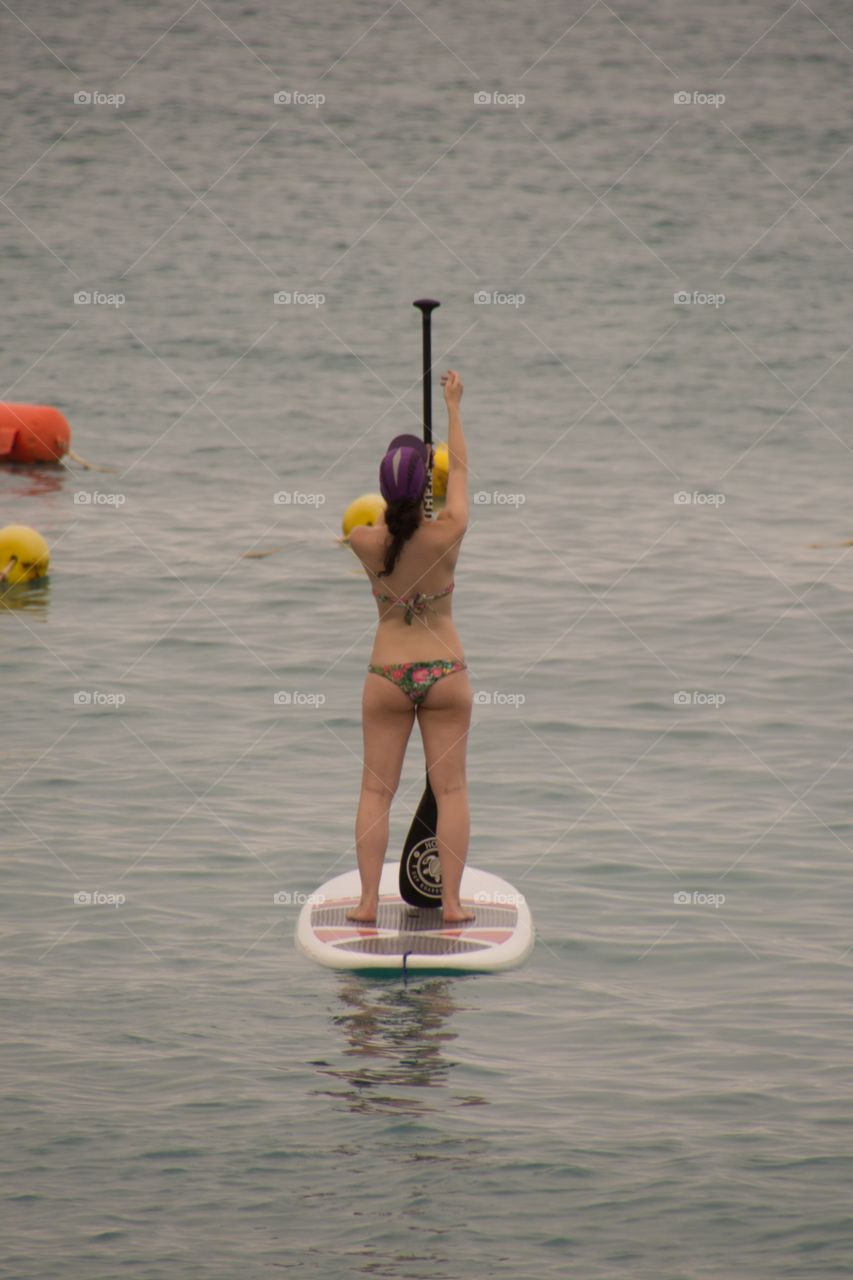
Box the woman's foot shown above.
[346,899,378,923]
[442,901,475,924]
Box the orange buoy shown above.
[0,404,71,464]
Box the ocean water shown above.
[3,1,853,1276]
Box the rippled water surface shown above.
[4,1,853,1276]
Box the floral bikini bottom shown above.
[367,659,467,707]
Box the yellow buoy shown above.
[432,441,449,498]
[0,525,50,584]
[342,493,386,538]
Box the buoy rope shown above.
[63,449,114,473]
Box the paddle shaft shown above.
[398,298,444,907]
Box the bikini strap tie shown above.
[372,581,454,625]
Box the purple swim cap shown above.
[379,443,427,504]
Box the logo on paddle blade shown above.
[406,837,443,900]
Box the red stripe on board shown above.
[313,927,514,945]
[315,927,379,941]
[437,929,513,943]
[318,895,402,909]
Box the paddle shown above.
[398,298,445,909]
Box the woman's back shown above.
[351,516,466,663]
[368,514,461,590]
[350,367,467,663]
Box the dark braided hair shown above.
[378,498,422,578]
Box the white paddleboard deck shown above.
[296,863,534,972]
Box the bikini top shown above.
[372,580,455,626]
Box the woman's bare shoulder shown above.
[348,524,381,555]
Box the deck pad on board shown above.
[296,865,534,972]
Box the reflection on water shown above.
[0,464,66,496]
[311,975,488,1115]
[0,578,50,615]
[307,977,492,1280]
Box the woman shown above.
[345,369,474,924]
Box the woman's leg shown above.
[348,671,416,922]
[416,668,474,922]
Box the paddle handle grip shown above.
[414,299,440,518]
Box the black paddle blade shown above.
[399,777,442,907]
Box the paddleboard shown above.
[295,863,534,973]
